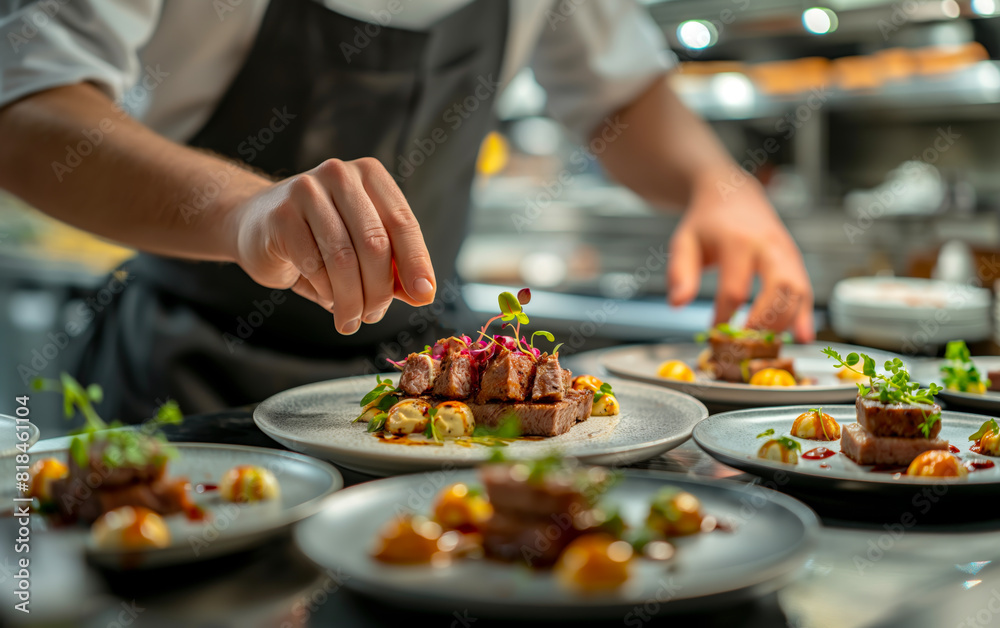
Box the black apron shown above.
[73,0,509,420]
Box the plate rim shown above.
[6,441,345,565]
[293,468,818,615]
[252,374,709,474]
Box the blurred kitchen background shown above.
[4,0,1000,424]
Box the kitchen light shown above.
[677,20,717,50]
[972,0,998,15]
[802,7,838,35]
[941,0,961,18]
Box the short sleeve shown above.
[0,0,161,109]
[531,0,672,143]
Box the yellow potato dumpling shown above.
[749,368,796,387]
[647,488,703,537]
[836,367,869,383]
[372,515,451,565]
[432,401,476,437]
[907,451,968,478]
[219,465,281,503]
[657,360,695,382]
[757,438,800,464]
[791,409,841,441]
[592,393,620,416]
[432,483,492,533]
[571,375,604,393]
[949,381,988,394]
[28,457,68,505]
[91,506,171,551]
[555,534,633,591]
[385,399,432,435]
[981,428,1000,456]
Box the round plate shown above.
[294,469,817,619]
[693,405,1000,497]
[0,414,39,456]
[0,441,343,569]
[602,342,907,406]
[915,356,1000,413]
[254,375,707,476]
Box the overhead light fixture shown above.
[972,0,998,16]
[803,7,838,35]
[677,20,718,50]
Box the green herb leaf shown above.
[756,428,775,439]
[498,292,522,317]
[969,418,1000,442]
[69,436,88,468]
[776,436,801,452]
[367,412,388,433]
[594,381,614,402]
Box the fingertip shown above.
[408,276,436,304]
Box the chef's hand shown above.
[228,158,437,335]
[667,180,814,342]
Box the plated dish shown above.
[5,375,341,569]
[916,340,1000,412]
[255,290,707,475]
[295,461,817,618]
[602,337,907,405]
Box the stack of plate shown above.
[829,276,991,353]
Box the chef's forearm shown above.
[0,83,269,262]
[594,75,749,210]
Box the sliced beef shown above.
[67,443,167,488]
[480,510,587,566]
[432,340,476,399]
[480,464,594,517]
[841,423,949,466]
[989,370,1000,392]
[50,475,190,523]
[856,396,943,438]
[477,347,536,402]
[708,331,781,382]
[747,357,796,380]
[530,353,569,402]
[468,388,594,437]
[398,353,439,396]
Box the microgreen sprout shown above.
[823,347,942,437]
[940,340,991,393]
[593,382,614,402]
[969,418,999,443]
[756,428,775,439]
[775,436,801,452]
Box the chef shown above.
[0,0,813,420]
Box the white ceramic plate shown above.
[0,414,39,456]
[253,375,707,476]
[0,441,342,569]
[294,469,817,618]
[915,356,1000,413]
[693,405,1000,497]
[601,342,906,406]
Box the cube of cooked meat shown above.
[530,353,570,402]
[477,347,536,402]
[432,341,476,399]
[49,474,191,523]
[841,423,949,466]
[708,331,781,382]
[398,353,439,396]
[856,396,943,438]
[747,357,796,381]
[480,510,587,566]
[69,442,167,488]
[468,388,594,437]
[480,462,607,516]
[989,370,1000,392]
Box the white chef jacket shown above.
[0,0,671,143]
